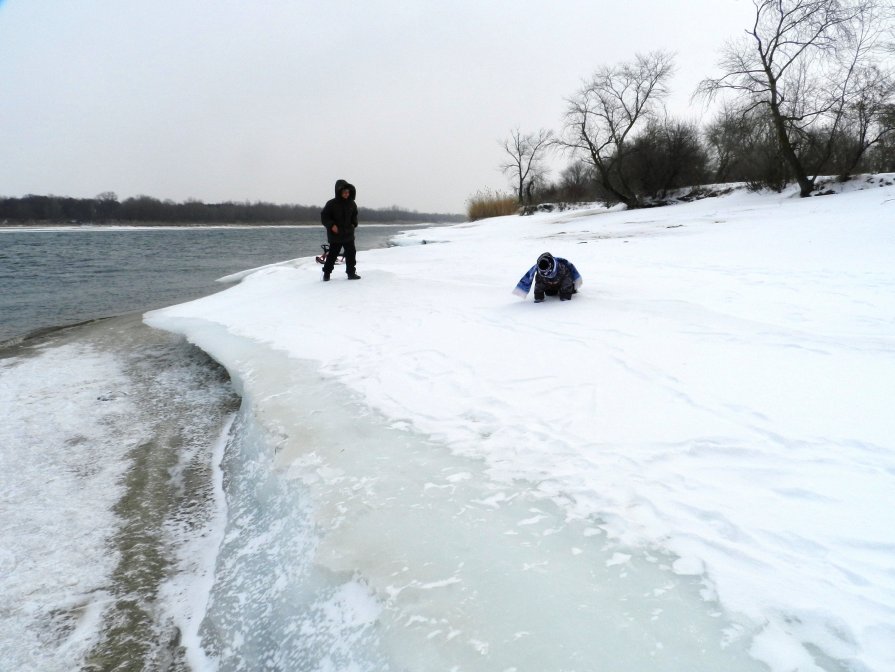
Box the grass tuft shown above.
[466,189,518,221]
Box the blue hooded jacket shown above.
[513,252,582,298]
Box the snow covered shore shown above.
[0,316,237,670]
[146,178,895,672]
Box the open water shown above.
[0,224,422,343]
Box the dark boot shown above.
[347,273,361,280]
[323,272,330,281]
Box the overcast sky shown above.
[0,1,754,214]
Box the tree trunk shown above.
[768,101,815,197]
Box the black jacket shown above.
[320,179,358,243]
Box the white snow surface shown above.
[146,179,895,672]
[0,343,134,670]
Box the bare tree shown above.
[625,117,711,198]
[866,104,895,170]
[697,0,892,196]
[94,191,120,221]
[705,101,755,182]
[835,63,895,177]
[500,128,553,205]
[557,51,675,208]
[705,103,792,189]
[560,160,597,201]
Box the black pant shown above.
[323,239,356,274]
[534,275,573,300]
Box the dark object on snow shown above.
[320,179,359,277]
[513,252,582,302]
[315,243,345,265]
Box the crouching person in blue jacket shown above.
[513,252,582,302]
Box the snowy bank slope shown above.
[146,181,895,671]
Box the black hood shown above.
[537,252,557,278]
[334,179,356,201]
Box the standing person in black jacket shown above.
[320,179,361,281]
